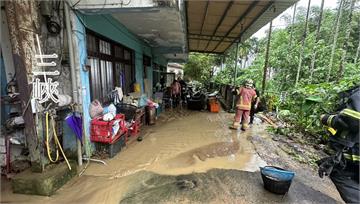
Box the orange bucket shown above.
[209,102,220,113]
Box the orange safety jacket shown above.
[235,87,257,110]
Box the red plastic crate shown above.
[90,114,127,144]
[129,120,140,136]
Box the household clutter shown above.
[88,79,222,158]
[89,86,159,158]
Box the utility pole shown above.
[262,21,272,95]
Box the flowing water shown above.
[2,110,268,203]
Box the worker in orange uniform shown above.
[230,79,257,131]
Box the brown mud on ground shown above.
[1,109,342,203]
[249,131,343,203]
[166,141,240,168]
[119,169,340,204]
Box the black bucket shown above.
[115,104,137,122]
[260,166,295,195]
[146,106,156,125]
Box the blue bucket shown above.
[260,166,295,195]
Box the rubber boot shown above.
[241,123,248,131]
[230,121,240,130]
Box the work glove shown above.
[316,157,335,178]
[320,114,348,130]
[320,114,329,125]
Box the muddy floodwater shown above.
[1,110,341,203]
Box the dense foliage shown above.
[183,53,221,84]
[184,1,360,138]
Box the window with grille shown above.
[86,30,135,103]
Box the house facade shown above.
[1,0,187,171]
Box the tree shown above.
[262,21,272,94]
[289,3,298,47]
[309,0,325,82]
[183,53,221,84]
[338,0,356,79]
[295,0,311,87]
[356,18,360,64]
[327,0,344,82]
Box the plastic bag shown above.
[108,104,117,115]
[89,100,104,119]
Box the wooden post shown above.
[4,0,44,172]
[262,21,272,95]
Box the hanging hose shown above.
[45,112,72,170]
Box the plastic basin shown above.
[260,166,295,195]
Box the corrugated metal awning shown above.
[186,0,297,54]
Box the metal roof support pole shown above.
[231,42,240,111]
[262,21,272,96]
[221,54,225,72]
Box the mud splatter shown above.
[119,169,339,204]
[166,141,240,168]
[1,110,340,203]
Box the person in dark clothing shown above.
[170,79,181,108]
[160,75,166,89]
[178,76,186,89]
[178,76,187,102]
[249,84,260,124]
[318,86,360,203]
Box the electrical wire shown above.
[71,0,131,7]
[71,0,82,9]
[45,111,72,170]
[89,0,107,14]
[121,0,132,7]
[45,112,59,162]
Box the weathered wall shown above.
[76,14,168,93]
[4,0,76,171]
[5,0,43,171]
[64,11,92,155]
[1,3,16,82]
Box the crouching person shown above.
[317,86,359,203]
[230,79,257,131]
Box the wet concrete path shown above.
[1,110,342,203]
